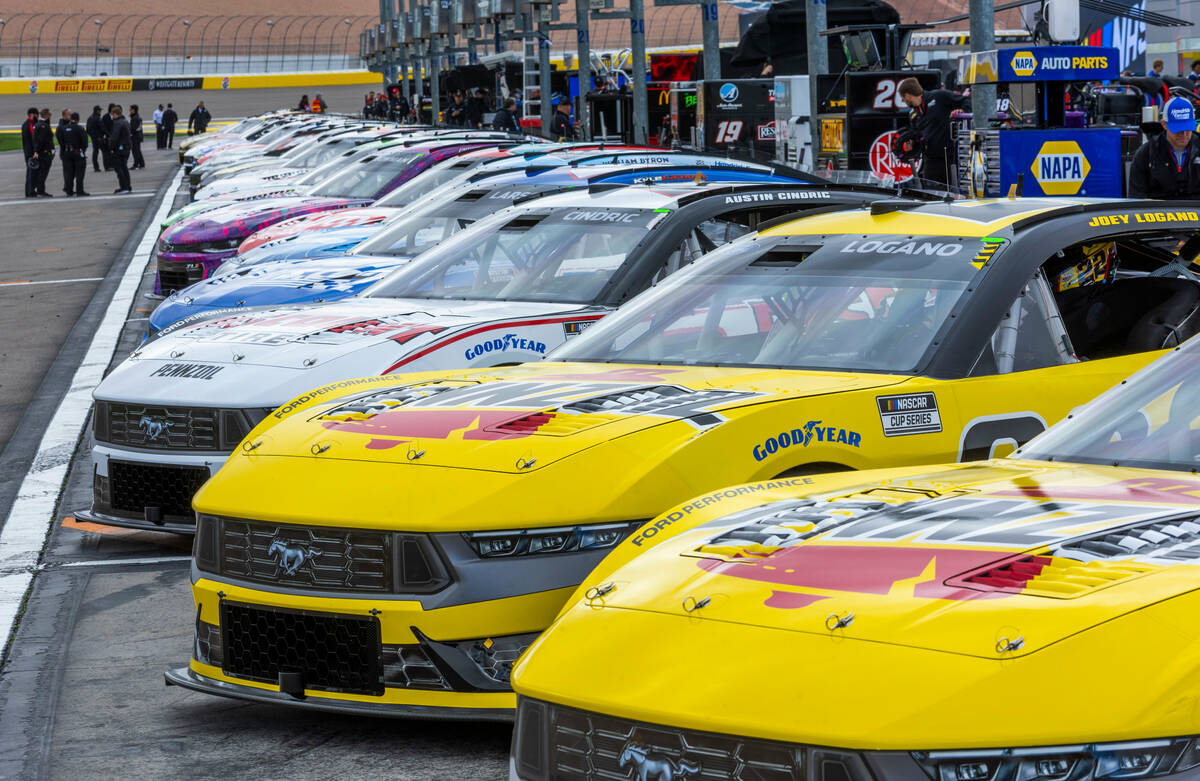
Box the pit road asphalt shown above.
[0,133,510,779]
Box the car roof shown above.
[513,180,821,210]
[763,197,1110,238]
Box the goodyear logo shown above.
[1031,140,1090,195]
[1010,50,1037,77]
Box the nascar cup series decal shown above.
[877,392,942,436]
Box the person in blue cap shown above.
[1130,96,1200,198]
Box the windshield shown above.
[1020,340,1200,473]
[553,234,984,373]
[285,137,360,169]
[310,153,421,199]
[355,185,566,257]
[367,207,657,304]
[374,159,488,207]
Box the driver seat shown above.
[1126,277,1200,352]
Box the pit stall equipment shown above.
[957,46,1125,198]
[695,78,777,158]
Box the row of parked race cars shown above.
[82,110,1200,780]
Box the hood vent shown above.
[560,385,753,419]
[319,384,459,421]
[1054,515,1200,562]
[955,554,1155,598]
[693,499,888,559]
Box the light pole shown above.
[91,18,103,76]
[180,19,191,73]
[263,20,275,72]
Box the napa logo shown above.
[1031,140,1091,195]
[1010,50,1038,78]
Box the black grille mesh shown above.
[1056,515,1200,561]
[220,519,392,592]
[108,460,209,520]
[101,402,219,450]
[548,703,804,781]
[220,602,383,696]
[381,644,450,690]
[157,262,206,295]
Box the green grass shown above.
[0,134,23,152]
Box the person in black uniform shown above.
[162,103,178,149]
[21,107,51,198]
[898,77,966,188]
[57,112,89,196]
[445,92,467,126]
[129,104,145,169]
[101,104,115,170]
[108,104,132,194]
[188,101,211,135]
[549,96,575,140]
[465,88,487,128]
[1129,96,1200,198]
[35,108,55,196]
[492,98,519,132]
[85,105,105,171]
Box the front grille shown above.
[108,460,209,520]
[200,515,450,594]
[99,402,219,450]
[220,519,392,592]
[381,643,450,690]
[515,700,878,781]
[157,261,206,294]
[220,602,383,696]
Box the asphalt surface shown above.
[0,85,380,127]
[0,141,511,780]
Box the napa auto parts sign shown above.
[998,129,1122,197]
[997,46,1119,82]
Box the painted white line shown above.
[0,193,155,207]
[0,277,104,288]
[0,170,183,653]
[47,555,189,569]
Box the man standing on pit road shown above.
[108,105,132,194]
[101,104,115,170]
[153,104,164,148]
[549,96,575,140]
[898,77,967,188]
[85,105,105,171]
[1129,96,1200,198]
[129,105,145,169]
[162,103,178,149]
[21,107,51,198]
[58,112,89,196]
[188,101,211,136]
[35,108,55,197]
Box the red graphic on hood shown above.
[993,477,1200,505]
[322,408,538,449]
[699,545,1017,608]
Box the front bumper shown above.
[83,444,228,534]
[178,577,579,718]
[156,250,237,295]
[166,666,515,721]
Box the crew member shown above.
[1129,96,1200,198]
[57,112,89,196]
[35,108,55,196]
[446,92,467,126]
[161,103,178,148]
[101,104,115,170]
[153,104,165,149]
[188,101,210,135]
[898,77,966,187]
[298,94,310,112]
[549,96,575,141]
[492,98,519,132]
[21,107,51,198]
[85,105,106,171]
[466,88,487,128]
[129,104,145,169]
[311,94,326,113]
[1150,59,1165,77]
[109,104,132,194]
[1190,61,1200,84]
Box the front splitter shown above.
[164,666,517,722]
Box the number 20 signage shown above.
[844,71,940,173]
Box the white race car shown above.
[82,181,887,533]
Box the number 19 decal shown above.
[714,120,744,143]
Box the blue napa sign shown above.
[998,129,1123,197]
[997,46,1120,82]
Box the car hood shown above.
[548,462,1200,661]
[516,460,1200,748]
[237,226,380,262]
[160,197,365,246]
[148,254,411,329]
[194,170,309,201]
[99,298,589,406]
[239,206,397,252]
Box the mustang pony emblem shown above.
[267,539,321,575]
[619,742,700,781]
[137,416,171,441]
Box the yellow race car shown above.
[165,198,1200,719]
[509,335,1200,780]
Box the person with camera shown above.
[1129,96,1200,199]
[898,77,966,187]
